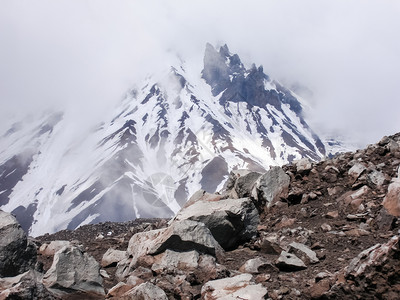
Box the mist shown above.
[1,0,399,146]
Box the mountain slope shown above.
[0,44,327,236]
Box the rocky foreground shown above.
[1,133,400,299]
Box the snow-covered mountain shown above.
[0,44,328,236]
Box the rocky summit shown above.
[1,132,400,299]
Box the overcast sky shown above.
[1,0,399,146]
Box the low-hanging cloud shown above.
[0,0,399,146]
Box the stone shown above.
[201,273,268,300]
[107,282,133,298]
[239,257,274,274]
[325,210,339,219]
[321,223,332,232]
[276,251,307,271]
[346,236,399,277]
[0,210,37,277]
[101,248,127,268]
[234,171,262,198]
[126,275,144,287]
[367,170,386,188]
[289,242,319,264]
[0,270,57,300]
[348,163,367,180]
[151,249,200,274]
[294,158,313,174]
[39,240,71,256]
[172,197,259,250]
[382,178,400,216]
[259,234,282,255]
[43,245,104,296]
[126,220,224,270]
[122,282,168,300]
[256,166,290,208]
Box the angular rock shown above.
[122,282,168,300]
[101,248,127,268]
[0,270,56,300]
[289,242,319,264]
[43,245,104,296]
[294,158,313,174]
[259,234,282,255]
[126,220,224,269]
[172,197,259,249]
[256,166,290,208]
[0,210,36,277]
[201,273,268,300]
[382,177,400,216]
[346,236,399,277]
[348,162,367,179]
[151,249,200,274]
[367,170,386,188]
[276,251,307,271]
[107,282,133,298]
[234,171,262,198]
[239,257,275,274]
[39,240,71,256]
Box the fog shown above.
[1,0,399,145]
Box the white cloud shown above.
[0,0,399,145]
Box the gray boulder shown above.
[234,171,262,198]
[43,245,104,296]
[125,220,224,271]
[256,166,290,208]
[0,210,36,277]
[172,197,259,249]
[0,270,56,300]
[122,282,168,300]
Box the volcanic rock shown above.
[0,210,36,277]
[42,245,104,296]
[172,197,259,249]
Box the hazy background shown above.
[1,0,399,145]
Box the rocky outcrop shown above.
[43,245,104,296]
[0,210,36,277]
[5,132,400,299]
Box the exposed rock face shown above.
[172,196,259,249]
[43,245,104,296]
[0,210,36,277]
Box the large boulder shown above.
[201,273,268,300]
[124,220,224,275]
[382,176,400,216]
[172,197,259,249]
[256,166,290,208]
[0,210,36,277]
[43,245,104,296]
